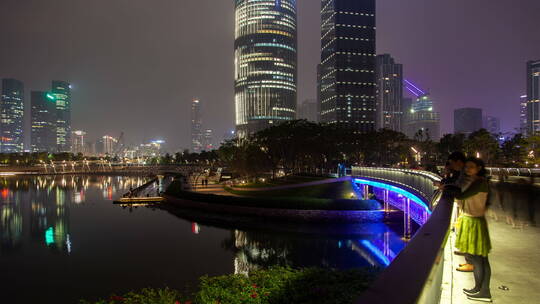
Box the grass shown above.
[234,175,330,189]
[80,266,378,304]
[165,180,380,211]
[228,180,355,200]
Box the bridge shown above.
[350,167,539,304]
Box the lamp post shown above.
[411,147,421,165]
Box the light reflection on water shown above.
[0,175,413,304]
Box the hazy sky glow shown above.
[1,0,539,150]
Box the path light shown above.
[476,152,481,158]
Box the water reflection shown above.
[0,175,148,254]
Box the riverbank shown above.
[81,266,378,304]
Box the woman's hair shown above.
[465,157,487,177]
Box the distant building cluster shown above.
[0,78,72,153]
[191,99,214,153]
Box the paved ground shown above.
[192,183,239,196]
[448,217,540,303]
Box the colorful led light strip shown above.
[360,240,390,266]
[353,178,431,214]
[404,79,426,95]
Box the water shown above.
[0,175,414,304]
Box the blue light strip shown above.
[360,240,390,266]
[353,178,431,214]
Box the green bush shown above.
[82,267,377,304]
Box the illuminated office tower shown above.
[71,130,86,154]
[52,81,72,152]
[31,91,57,152]
[0,79,24,153]
[191,99,203,153]
[527,60,540,135]
[102,135,118,155]
[319,0,377,133]
[203,129,214,151]
[404,80,440,140]
[234,0,298,137]
[376,54,403,131]
[520,95,528,135]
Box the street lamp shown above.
[411,147,421,164]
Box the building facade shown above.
[71,130,86,154]
[52,81,71,152]
[376,54,403,131]
[405,94,440,140]
[191,99,203,153]
[520,94,528,135]
[454,108,483,136]
[31,91,57,152]
[527,60,540,135]
[0,79,25,153]
[298,99,318,122]
[102,135,117,155]
[234,0,298,137]
[203,129,214,151]
[483,116,501,135]
[319,0,376,133]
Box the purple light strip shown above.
[404,79,426,95]
[405,86,420,97]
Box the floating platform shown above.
[114,197,165,204]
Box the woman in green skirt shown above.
[454,157,492,302]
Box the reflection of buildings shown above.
[0,190,23,252]
[226,227,404,275]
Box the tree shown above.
[464,129,501,165]
[501,134,528,167]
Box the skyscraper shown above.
[403,81,440,140]
[31,91,57,152]
[527,60,540,135]
[102,135,117,155]
[376,54,403,131]
[319,0,376,133]
[234,0,297,137]
[0,79,24,153]
[203,129,214,151]
[71,130,86,155]
[191,99,203,153]
[520,94,528,135]
[298,99,318,122]
[454,108,483,136]
[52,81,72,152]
[483,116,501,135]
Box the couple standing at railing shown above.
[436,152,493,303]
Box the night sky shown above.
[1,0,539,151]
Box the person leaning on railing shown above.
[454,157,493,303]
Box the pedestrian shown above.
[454,157,492,302]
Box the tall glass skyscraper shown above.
[0,79,24,153]
[527,60,540,135]
[319,0,376,133]
[376,54,403,132]
[31,91,57,152]
[191,99,203,153]
[234,0,297,137]
[52,81,72,152]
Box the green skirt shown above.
[455,215,491,257]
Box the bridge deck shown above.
[442,216,540,304]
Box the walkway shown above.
[443,216,540,303]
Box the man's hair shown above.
[448,151,466,163]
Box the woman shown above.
[454,157,492,302]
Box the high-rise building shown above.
[316,64,322,123]
[376,54,403,131]
[520,94,528,135]
[401,97,413,133]
[203,129,214,151]
[0,79,24,153]
[102,135,117,155]
[298,99,318,122]
[319,0,376,133]
[403,81,440,140]
[31,91,57,152]
[527,60,540,135]
[71,130,86,154]
[234,0,297,137]
[191,99,203,153]
[52,81,71,152]
[454,108,483,136]
[483,116,501,135]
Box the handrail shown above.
[350,167,452,304]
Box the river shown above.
[0,175,414,303]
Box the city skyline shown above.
[1,0,539,149]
